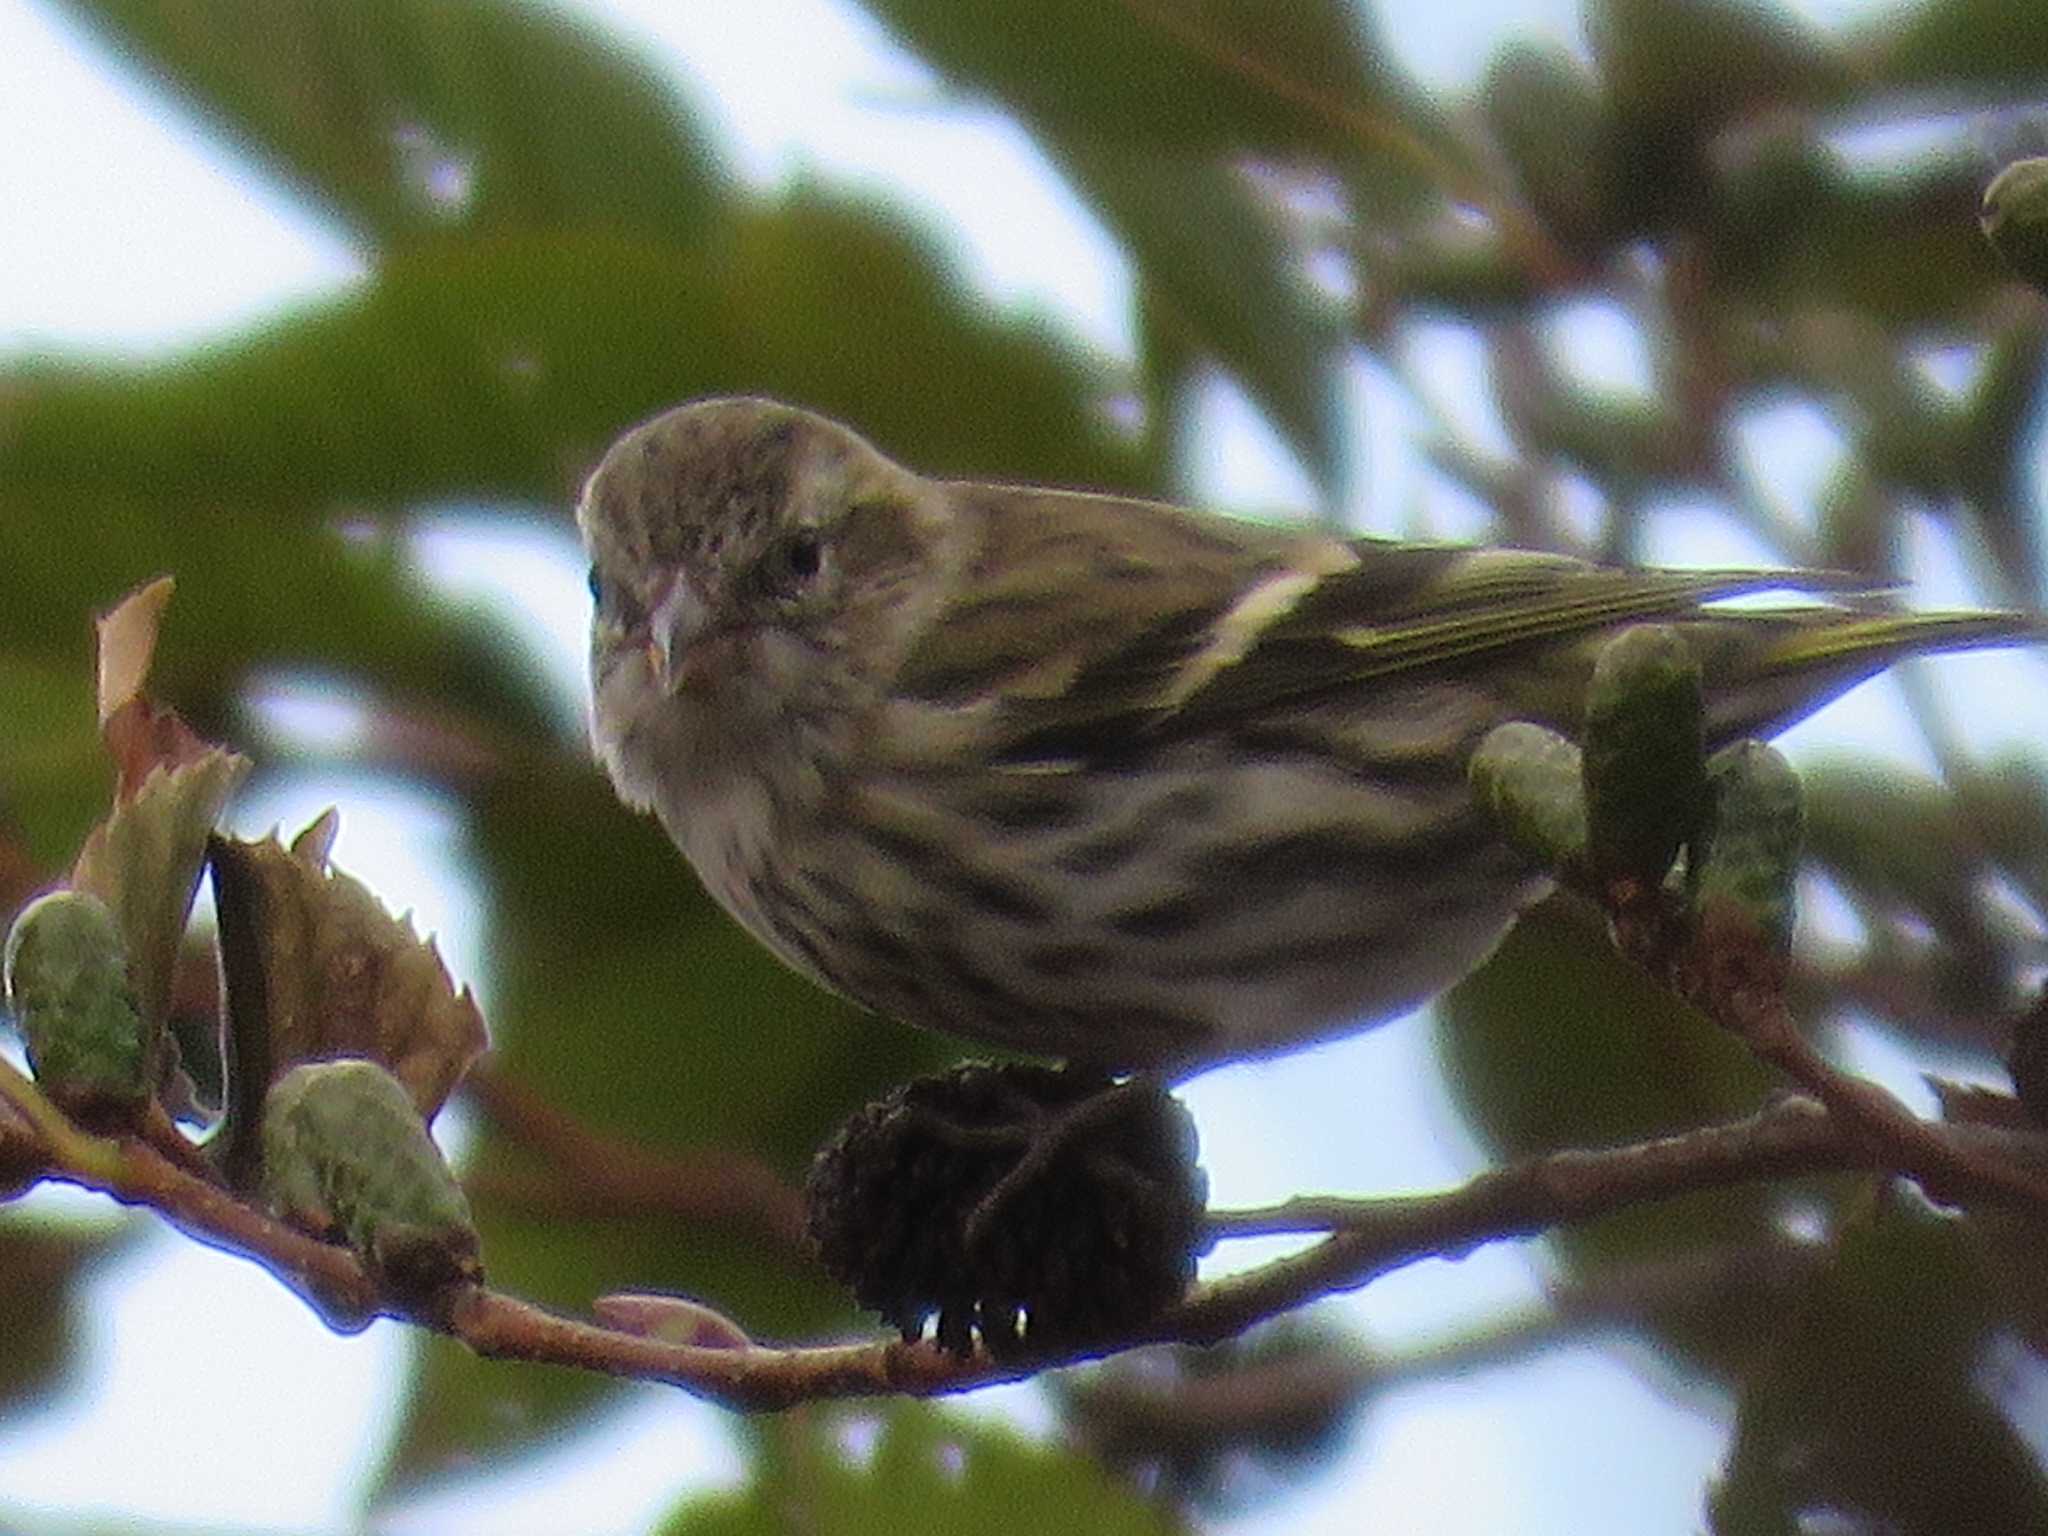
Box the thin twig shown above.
[136,1100,221,1186]
[1601,880,2048,1212]
[85,1138,381,1330]
[1740,1000,2048,1208]
[461,1062,808,1253]
[1111,0,1576,287]
[0,1057,121,1183]
[1204,1093,1859,1242]
[27,1088,2037,1410]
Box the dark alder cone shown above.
[804,1062,1208,1358]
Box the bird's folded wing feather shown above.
[900,487,1877,767]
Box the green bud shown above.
[261,1058,479,1295]
[1982,158,2048,293]
[1693,741,1804,955]
[3,890,150,1117]
[1470,722,1589,870]
[1583,625,1707,886]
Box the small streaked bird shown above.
[579,397,2039,1073]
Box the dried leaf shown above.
[92,576,235,801]
[93,576,175,727]
[101,702,230,804]
[209,815,487,1187]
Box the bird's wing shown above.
[897,486,1858,766]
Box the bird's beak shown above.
[646,571,712,695]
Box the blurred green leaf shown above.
[1591,0,1843,141]
[0,1215,121,1418]
[1584,0,1847,256]
[0,656,109,877]
[661,1401,1182,1535]
[1711,1197,2048,1534]
[1483,44,1626,260]
[862,0,1392,492]
[1804,758,2024,1019]
[701,191,1148,492]
[1959,1179,2048,1360]
[3,232,726,512]
[1056,144,1347,494]
[53,0,727,247]
[862,0,1411,163]
[1439,895,1768,1157]
[1709,156,2006,328]
[1959,305,2048,605]
[1870,0,2048,90]
[0,490,562,762]
[1955,752,2048,913]
[2,203,1139,515]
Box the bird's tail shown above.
[1708,606,2048,744]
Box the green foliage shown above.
[57,0,727,245]
[1711,1198,2048,1534]
[861,0,1437,488]
[660,1403,1183,1536]
[0,1216,119,1415]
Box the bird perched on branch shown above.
[579,397,2037,1073]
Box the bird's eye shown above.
[586,566,605,607]
[773,531,823,588]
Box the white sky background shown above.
[2,0,2046,1532]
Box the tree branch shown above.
[17,1086,2046,1411]
[1606,892,2048,1210]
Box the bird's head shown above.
[578,397,946,808]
